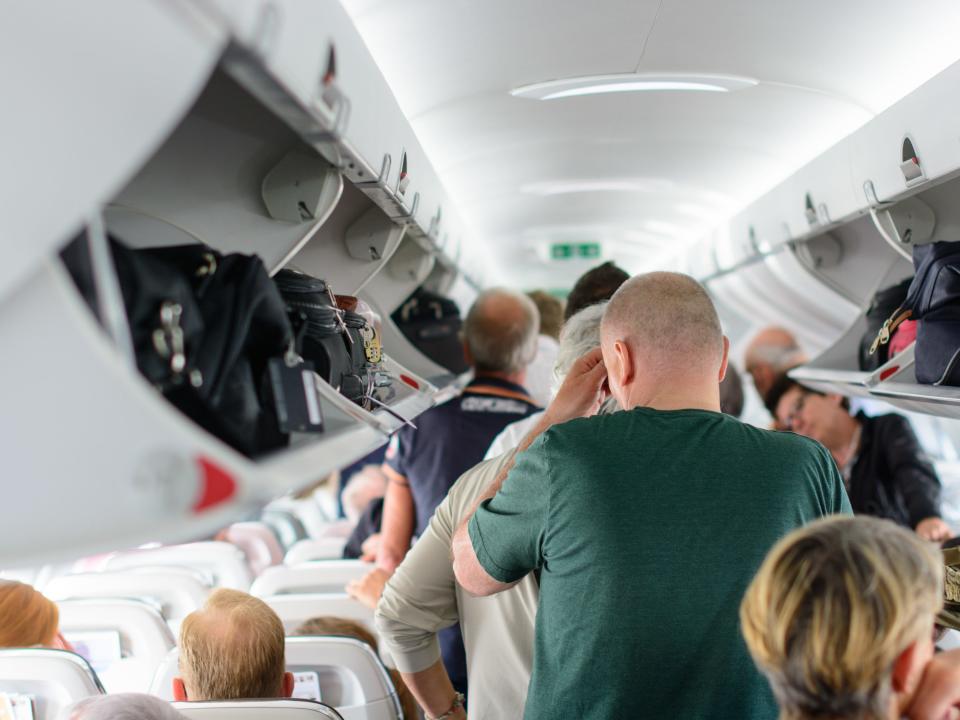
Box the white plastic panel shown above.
[0,0,227,303]
[0,649,103,720]
[251,561,372,596]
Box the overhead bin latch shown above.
[900,136,925,186]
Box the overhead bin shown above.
[1,0,479,567]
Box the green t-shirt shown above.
[469,407,851,720]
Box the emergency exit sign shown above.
[550,242,601,260]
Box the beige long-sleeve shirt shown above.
[375,452,538,719]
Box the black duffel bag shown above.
[870,241,960,385]
[274,269,355,399]
[859,277,912,371]
[64,237,293,457]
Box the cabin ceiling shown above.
[340,0,960,291]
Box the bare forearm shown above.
[377,470,416,572]
[400,660,465,719]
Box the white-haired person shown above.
[451,272,850,719]
[741,515,951,720]
[62,694,188,720]
[369,303,618,720]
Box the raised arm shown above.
[452,347,608,596]
[376,465,417,572]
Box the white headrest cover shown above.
[173,698,342,719]
[251,562,371,597]
[0,649,103,720]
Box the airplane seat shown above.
[153,639,398,719]
[266,496,337,540]
[262,511,309,551]
[101,542,253,591]
[285,637,401,720]
[251,562,372,597]
[222,523,285,577]
[0,648,104,720]
[261,594,376,636]
[284,538,349,565]
[172,699,343,719]
[57,598,175,693]
[44,569,209,637]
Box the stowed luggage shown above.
[869,241,960,385]
[274,268,389,410]
[64,237,294,457]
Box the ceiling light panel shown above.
[511,73,758,100]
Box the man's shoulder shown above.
[741,422,832,462]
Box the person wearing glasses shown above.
[766,376,951,542]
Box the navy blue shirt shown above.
[385,376,540,535]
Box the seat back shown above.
[57,598,175,693]
[154,639,398,720]
[284,539,348,565]
[45,570,209,625]
[223,523,285,576]
[262,511,309,550]
[0,649,104,720]
[266,497,336,540]
[102,542,253,590]
[173,698,343,719]
[285,637,400,720]
[251,562,371,597]
[262,594,376,636]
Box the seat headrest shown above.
[173,698,343,719]
[0,648,104,720]
[251,562,371,597]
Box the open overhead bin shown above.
[1,0,479,566]
[689,57,960,420]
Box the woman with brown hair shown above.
[0,580,73,650]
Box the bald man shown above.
[744,326,807,402]
[452,273,850,720]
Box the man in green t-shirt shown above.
[452,272,851,720]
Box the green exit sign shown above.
[550,242,601,260]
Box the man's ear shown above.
[891,640,926,697]
[718,336,730,382]
[613,339,634,389]
[282,671,295,698]
[172,677,188,701]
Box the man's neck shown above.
[473,370,526,387]
[823,413,860,462]
[625,381,721,413]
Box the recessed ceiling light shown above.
[521,178,676,196]
[511,73,758,100]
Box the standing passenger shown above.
[452,272,850,720]
[744,326,806,411]
[348,288,541,698]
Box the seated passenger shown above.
[767,377,951,542]
[740,515,942,720]
[64,693,188,720]
[452,272,851,720]
[522,290,564,407]
[294,616,418,719]
[173,589,294,701]
[0,580,73,650]
[376,303,615,720]
[744,326,807,423]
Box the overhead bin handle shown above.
[316,44,351,136]
[900,136,925,186]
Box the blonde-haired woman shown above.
[740,515,943,720]
[0,580,73,650]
